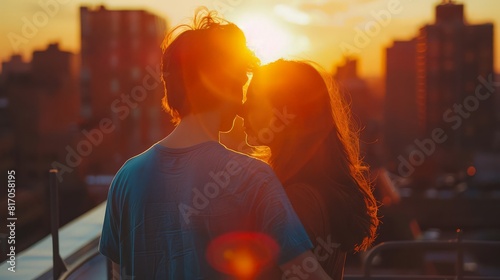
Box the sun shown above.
[234,14,294,64]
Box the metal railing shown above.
[49,169,67,279]
[344,230,500,280]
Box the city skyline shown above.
[1,0,499,77]
[1,3,500,277]
[384,1,497,180]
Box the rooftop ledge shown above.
[0,202,106,279]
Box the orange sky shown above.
[1,0,499,77]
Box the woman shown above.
[241,60,379,278]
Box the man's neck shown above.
[159,112,221,148]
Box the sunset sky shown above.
[1,0,499,77]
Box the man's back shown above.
[99,141,312,279]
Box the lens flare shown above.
[467,166,476,176]
[206,231,280,279]
[235,15,293,64]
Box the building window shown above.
[109,39,118,50]
[81,12,91,35]
[428,43,438,57]
[0,98,9,108]
[429,60,439,72]
[111,12,120,34]
[148,21,156,35]
[131,67,141,80]
[110,54,119,68]
[465,81,475,92]
[129,11,140,34]
[465,51,475,63]
[81,67,90,80]
[81,105,92,119]
[110,79,119,94]
[131,38,140,50]
[132,107,141,120]
[444,60,454,71]
[444,42,454,58]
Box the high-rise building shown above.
[384,39,418,157]
[80,6,171,174]
[334,58,384,165]
[416,1,494,150]
[32,43,80,135]
[385,1,494,155]
[1,44,80,185]
[0,54,30,82]
[0,44,84,247]
[0,55,29,172]
[335,58,375,123]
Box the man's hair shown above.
[161,8,258,124]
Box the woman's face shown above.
[241,81,276,146]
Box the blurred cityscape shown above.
[0,5,174,255]
[0,0,499,276]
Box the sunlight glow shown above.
[274,4,311,25]
[206,231,280,279]
[224,248,256,278]
[235,15,295,64]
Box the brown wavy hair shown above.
[247,60,379,252]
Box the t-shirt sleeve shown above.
[254,174,313,265]
[99,185,120,264]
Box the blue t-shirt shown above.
[99,141,312,279]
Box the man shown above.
[99,10,332,279]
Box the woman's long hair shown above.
[248,60,378,252]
